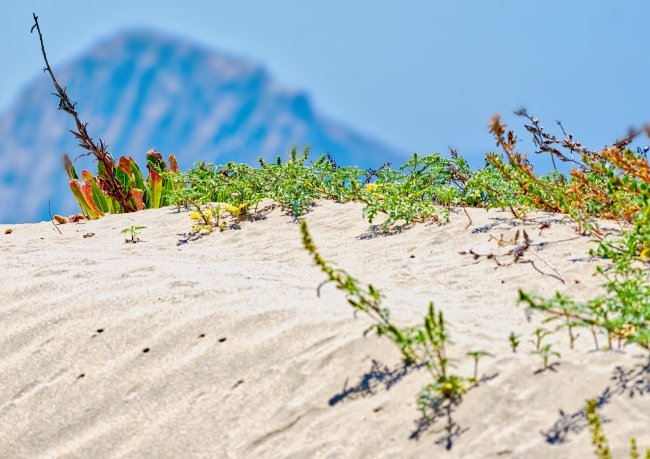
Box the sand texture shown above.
[1,199,649,458]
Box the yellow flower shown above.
[191,225,213,233]
[365,183,379,192]
[190,207,214,220]
[640,248,649,259]
[224,203,247,217]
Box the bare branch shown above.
[31,13,136,212]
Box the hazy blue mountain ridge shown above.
[0,30,406,223]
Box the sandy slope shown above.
[1,199,648,458]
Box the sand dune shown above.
[1,199,648,458]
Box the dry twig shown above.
[31,14,135,212]
[48,197,62,235]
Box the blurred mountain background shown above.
[0,30,406,223]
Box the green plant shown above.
[300,219,415,362]
[300,220,495,427]
[543,304,582,350]
[466,350,494,381]
[358,153,471,231]
[532,343,560,370]
[62,150,180,220]
[586,400,650,459]
[519,205,650,353]
[587,399,613,459]
[164,148,484,235]
[529,327,552,351]
[121,225,146,243]
[508,332,521,353]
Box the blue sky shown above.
[2,0,649,170]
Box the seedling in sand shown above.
[529,327,552,351]
[544,311,581,350]
[466,350,494,381]
[508,332,521,353]
[532,343,560,371]
[122,225,146,243]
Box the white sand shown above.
[1,199,649,458]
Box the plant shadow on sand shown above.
[176,229,212,245]
[542,356,650,445]
[329,358,498,450]
[328,359,423,406]
[470,216,568,235]
[357,221,435,240]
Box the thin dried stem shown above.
[48,197,62,235]
[529,248,566,284]
[31,13,135,212]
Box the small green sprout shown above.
[121,225,146,243]
[532,343,560,371]
[466,350,495,381]
[529,327,552,351]
[508,332,521,353]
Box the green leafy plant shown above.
[515,163,650,354]
[165,148,487,234]
[62,150,180,220]
[508,332,521,353]
[519,207,650,353]
[529,327,552,351]
[121,225,146,243]
[466,350,494,381]
[358,153,470,231]
[532,343,560,371]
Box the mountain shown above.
[0,30,406,224]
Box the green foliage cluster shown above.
[164,147,489,232]
[63,150,180,220]
[478,111,650,456]
[485,112,650,456]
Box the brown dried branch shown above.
[461,230,532,266]
[31,14,135,212]
[528,248,566,284]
